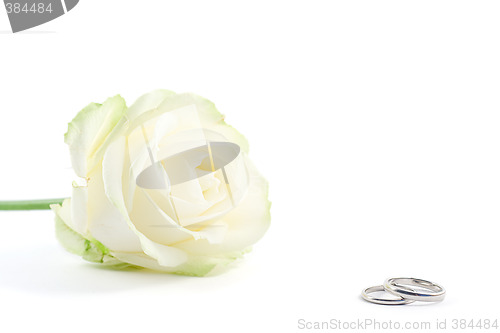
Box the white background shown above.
[1,1,499,332]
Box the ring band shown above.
[384,277,446,302]
[361,285,416,305]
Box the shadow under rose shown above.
[0,246,195,295]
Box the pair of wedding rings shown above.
[362,277,446,305]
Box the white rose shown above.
[51,90,271,276]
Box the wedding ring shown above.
[361,285,416,305]
[384,278,446,302]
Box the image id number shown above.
[5,2,53,14]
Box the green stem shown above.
[0,198,67,210]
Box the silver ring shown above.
[384,277,446,302]
[361,285,416,305]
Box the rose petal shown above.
[126,93,249,153]
[126,89,176,120]
[111,249,247,276]
[102,136,188,267]
[174,156,271,256]
[86,163,143,252]
[70,182,88,236]
[52,201,125,266]
[65,95,127,177]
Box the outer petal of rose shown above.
[69,182,88,236]
[90,90,178,213]
[92,89,177,163]
[51,200,126,266]
[126,89,176,121]
[174,156,271,256]
[127,92,250,154]
[53,198,231,275]
[111,249,249,277]
[65,95,127,178]
[102,136,188,267]
[85,163,143,252]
